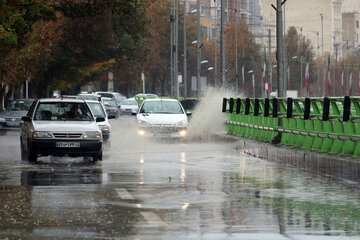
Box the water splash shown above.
[187,87,237,141]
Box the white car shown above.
[85,100,111,147]
[20,98,104,162]
[136,99,191,138]
[120,98,139,115]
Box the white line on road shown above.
[140,212,167,227]
[115,188,135,200]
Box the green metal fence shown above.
[223,97,360,158]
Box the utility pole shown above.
[183,0,187,98]
[170,0,174,97]
[221,0,226,87]
[214,3,218,87]
[300,27,303,97]
[320,13,324,96]
[317,31,320,96]
[268,28,272,97]
[274,0,285,98]
[235,7,239,94]
[334,38,337,97]
[175,0,179,98]
[196,0,201,97]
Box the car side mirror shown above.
[186,112,192,116]
[96,117,105,122]
[21,116,31,122]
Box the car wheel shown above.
[20,138,27,161]
[92,151,102,162]
[27,141,37,163]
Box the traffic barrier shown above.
[224,96,360,158]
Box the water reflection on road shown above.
[0,119,360,239]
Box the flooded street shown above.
[0,117,360,239]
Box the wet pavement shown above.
[0,117,360,239]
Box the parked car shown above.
[85,99,111,147]
[101,97,119,119]
[20,98,104,162]
[0,99,34,129]
[119,98,139,115]
[136,98,191,138]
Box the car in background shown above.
[101,97,119,119]
[134,93,158,105]
[20,98,104,162]
[113,92,127,106]
[86,99,111,147]
[77,93,101,101]
[0,99,34,130]
[119,98,139,115]
[136,98,191,139]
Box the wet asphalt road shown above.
[1,117,360,240]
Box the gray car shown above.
[20,98,104,163]
[0,99,34,129]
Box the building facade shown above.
[261,0,343,58]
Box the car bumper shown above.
[30,139,102,157]
[0,121,22,129]
[137,127,187,138]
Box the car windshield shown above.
[8,99,33,111]
[34,102,93,121]
[87,102,106,118]
[140,101,183,114]
[103,100,117,107]
[122,100,138,106]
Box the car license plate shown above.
[56,142,80,148]
[7,122,20,127]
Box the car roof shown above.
[102,97,114,101]
[84,100,102,103]
[38,98,86,103]
[142,98,178,102]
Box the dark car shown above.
[101,97,119,119]
[0,99,34,129]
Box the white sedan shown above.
[136,98,191,138]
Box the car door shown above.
[21,100,37,151]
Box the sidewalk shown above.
[211,132,360,182]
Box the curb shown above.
[211,133,360,182]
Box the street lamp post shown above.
[235,8,239,94]
[196,0,201,97]
[320,13,324,96]
[220,0,226,87]
[183,0,187,98]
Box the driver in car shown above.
[65,104,81,119]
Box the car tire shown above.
[27,141,37,163]
[20,138,27,161]
[92,151,102,162]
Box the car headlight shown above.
[83,131,102,139]
[100,125,110,133]
[138,120,150,126]
[0,117,5,122]
[33,131,53,138]
[176,120,187,126]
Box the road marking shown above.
[115,188,135,200]
[141,212,167,227]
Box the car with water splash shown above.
[136,98,191,139]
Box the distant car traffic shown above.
[86,99,111,147]
[0,99,34,129]
[20,98,104,162]
[95,91,126,106]
[136,98,191,138]
[77,93,101,101]
[119,98,139,115]
[134,93,158,105]
[101,97,119,119]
